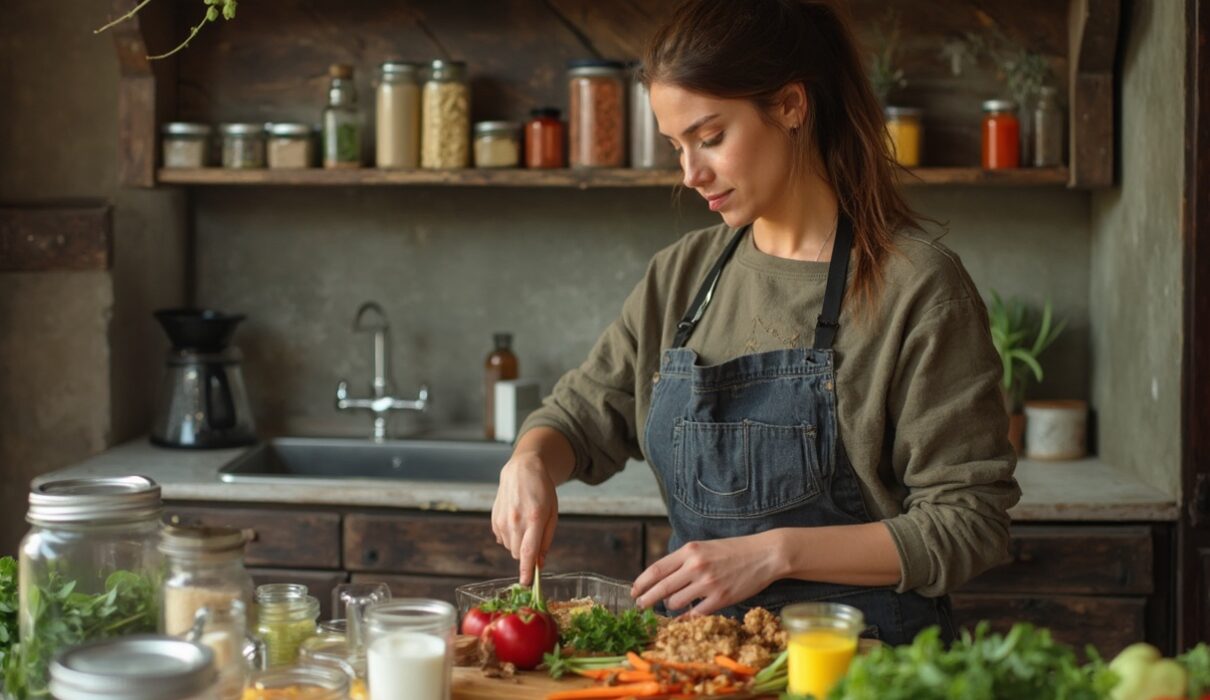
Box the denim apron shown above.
[642,216,955,646]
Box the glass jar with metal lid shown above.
[266,122,315,169]
[628,65,677,169]
[19,476,165,699]
[473,121,521,168]
[377,61,422,168]
[244,665,350,700]
[884,106,923,168]
[219,122,267,168]
[49,635,218,700]
[160,525,254,637]
[162,122,212,168]
[420,60,470,169]
[568,59,626,168]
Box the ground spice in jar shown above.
[266,123,314,169]
[568,60,626,168]
[421,60,470,169]
[162,122,212,168]
[473,121,521,168]
[525,107,564,168]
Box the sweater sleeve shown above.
[517,270,651,485]
[880,296,1022,597]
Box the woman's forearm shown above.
[762,522,903,588]
[511,426,577,485]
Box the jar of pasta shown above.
[884,107,923,168]
[420,60,470,169]
[567,60,626,168]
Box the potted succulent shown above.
[987,291,1066,454]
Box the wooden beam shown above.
[1068,0,1122,188]
[0,203,113,272]
[110,0,177,188]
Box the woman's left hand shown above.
[630,532,784,616]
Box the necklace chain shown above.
[815,212,840,262]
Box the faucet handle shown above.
[336,380,349,402]
[417,384,430,403]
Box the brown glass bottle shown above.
[484,333,519,440]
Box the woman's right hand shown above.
[492,450,561,586]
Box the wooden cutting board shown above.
[452,667,595,700]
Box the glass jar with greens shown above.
[322,63,362,168]
[256,583,319,667]
[17,476,165,700]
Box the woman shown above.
[492,0,1020,645]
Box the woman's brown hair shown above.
[641,0,924,313]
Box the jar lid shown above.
[884,106,923,118]
[159,524,247,559]
[381,61,421,78]
[530,107,562,119]
[50,635,216,700]
[265,122,313,137]
[161,122,211,136]
[474,120,521,136]
[568,59,626,77]
[982,99,1018,112]
[427,59,467,82]
[28,475,162,525]
[219,122,267,135]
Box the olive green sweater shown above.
[520,224,1021,597]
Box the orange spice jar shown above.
[981,99,1020,170]
[568,60,626,168]
[525,107,565,168]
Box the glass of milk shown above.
[366,599,455,700]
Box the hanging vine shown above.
[94,0,238,60]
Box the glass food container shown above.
[255,583,319,668]
[244,666,350,700]
[219,123,267,169]
[884,106,923,168]
[782,602,863,700]
[266,123,315,169]
[473,121,522,168]
[568,60,626,168]
[18,476,165,699]
[49,635,218,700]
[376,61,422,169]
[981,99,1020,170]
[366,599,455,700]
[162,122,212,168]
[420,60,470,169]
[525,107,564,168]
[629,66,677,169]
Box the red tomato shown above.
[483,607,559,670]
[460,607,499,637]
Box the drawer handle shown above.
[365,549,380,565]
[241,528,258,544]
[1009,541,1034,564]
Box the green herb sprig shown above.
[1179,642,1210,697]
[94,0,238,60]
[0,557,17,680]
[559,606,660,657]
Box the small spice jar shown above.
[376,61,422,169]
[473,121,522,168]
[50,636,219,700]
[883,106,923,168]
[981,99,1020,170]
[421,60,470,169]
[1032,86,1064,167]
[256,583,320,668]
[219,123,266,169]
[266,122,315,169]
[525,107,564,169]
[568,59,626,168]
[162,122,212,168]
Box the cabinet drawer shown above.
[951,593,1145,657]
[351,574,478,607]
[345,513,643,579]
[645,520,672,568]
[248,568,348,620]
[167,505,342,569]
[962,525,1154,595]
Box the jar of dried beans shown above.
[568,60,626,168]
[421,60,470,169]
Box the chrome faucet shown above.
[335,302,429,441]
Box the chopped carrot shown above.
[616,670,658,683]
[712,655,759,676]
[572,669,615,680]
[627,651,652,673]
[545,681,664,700]
[649,659,725,675]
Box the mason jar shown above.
[568,59,626,168]
[19,476,165,699]
[420,60,470,169]
[629,66,676,169]
[244,666,350,700]
[219,123,267,168]
[376,61,422,168]
[49,635,218,700]
[162,122,212,168]
[472,121,521,168]
[256,583,320,668]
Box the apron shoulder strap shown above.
[812,214,854,350]
[671,226,748,349]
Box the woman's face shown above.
[650,81,801,228]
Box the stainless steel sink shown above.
[217,437,511,484]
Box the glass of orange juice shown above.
[782,602,864,699]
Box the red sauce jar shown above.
[525,107,565,169]
[982,100,1020,170]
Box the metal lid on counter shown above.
[49,635,217,700]
[28,475,162,525]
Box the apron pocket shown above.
[673,418,821,518]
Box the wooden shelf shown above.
[156,166,1072,188]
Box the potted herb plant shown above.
[987,291,1066,454]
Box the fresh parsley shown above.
[560,606,661,657]
[1179,642,1210,697]
[0,557,16,680]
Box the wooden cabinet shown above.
[166,502,1170,653]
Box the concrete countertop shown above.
[41,438,1179,522]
